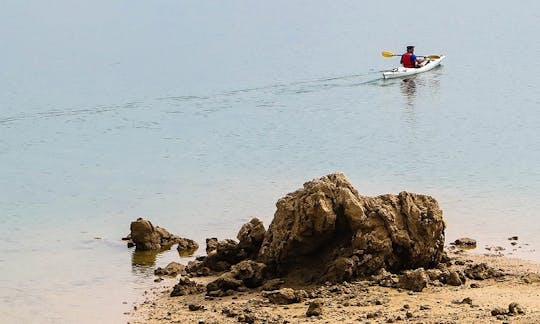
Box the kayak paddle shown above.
[381,50,400,57]
[381,50,440,60]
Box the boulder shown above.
[306,300,324,317]
[230,260,267,288]
[508,302,525,315]
[201,239,244,272]
[398,268,429,292]
[177,237,199,256]
[206,238,219,254]
[262,288,303,304]
[237,218,266,257]
[206,273,243,295]
[130,218,162,250]
[154,262,187,277]
[187,219,266,276]
[445,270,466,286]
[258,173,446,283]
[129,218,197,252]
[452,237,477,248]
[170,277,205,297]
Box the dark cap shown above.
[407,45,415,50]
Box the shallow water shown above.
[1,1,540,323]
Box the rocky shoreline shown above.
[129,251,540,323]
[125,173,540,323]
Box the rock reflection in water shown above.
[131,249,160,268]
[178,247,198,257]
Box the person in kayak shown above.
[400,46,427,68]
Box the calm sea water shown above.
[1,1,540,323]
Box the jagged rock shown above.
[261,278,285,291]
[323,257,355,283]
[188,235,256,276]
[464,263,504,280]
[508,302,525,315]
[452,237,477,248]
[170,277,205,297]
[426,269,444,282]
[237,218,266,258]
[371,268,399,288]
[230,260,266,288]
[398,268,429,292]
[129,218,163,250]
[185,260,211,277]
[203,239,244,272]
[445,270,466,286]
[154,226,179,246]
[306,300,324,317]
[206,273,243,294]
[258,173,446,283]
[262,288,303,304]
[129,218,195,251]
[206,238,219,254]
[177,238,199,255]
[154,262,186,277]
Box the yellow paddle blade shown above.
[381,50,395,58]
[427,55,441,59]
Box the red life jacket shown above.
[401,52,416,68]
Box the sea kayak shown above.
[382,55,445,79]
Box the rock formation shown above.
[129,218,199,252]
[258,173,446,283]
[180,172,447,295]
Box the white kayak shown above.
[382,55,445,79]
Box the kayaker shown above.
[400,46,427,68]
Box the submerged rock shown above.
[129,218,198,252]
[177,237,199,256]
[452,237,477,248]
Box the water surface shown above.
[1,1,540,323]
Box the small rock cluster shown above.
[166,173,453,299]
[124,217,199,253]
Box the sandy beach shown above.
[128,249,540,324]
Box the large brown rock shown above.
[129,218,198,252]
[258,173,446,283]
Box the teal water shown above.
[1,1,540,323]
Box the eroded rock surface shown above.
[259,173,446,283]
[129,218,198,252]
[178,173,447,297]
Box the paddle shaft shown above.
[382,50,440,60]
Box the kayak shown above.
[382,55,445,79]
